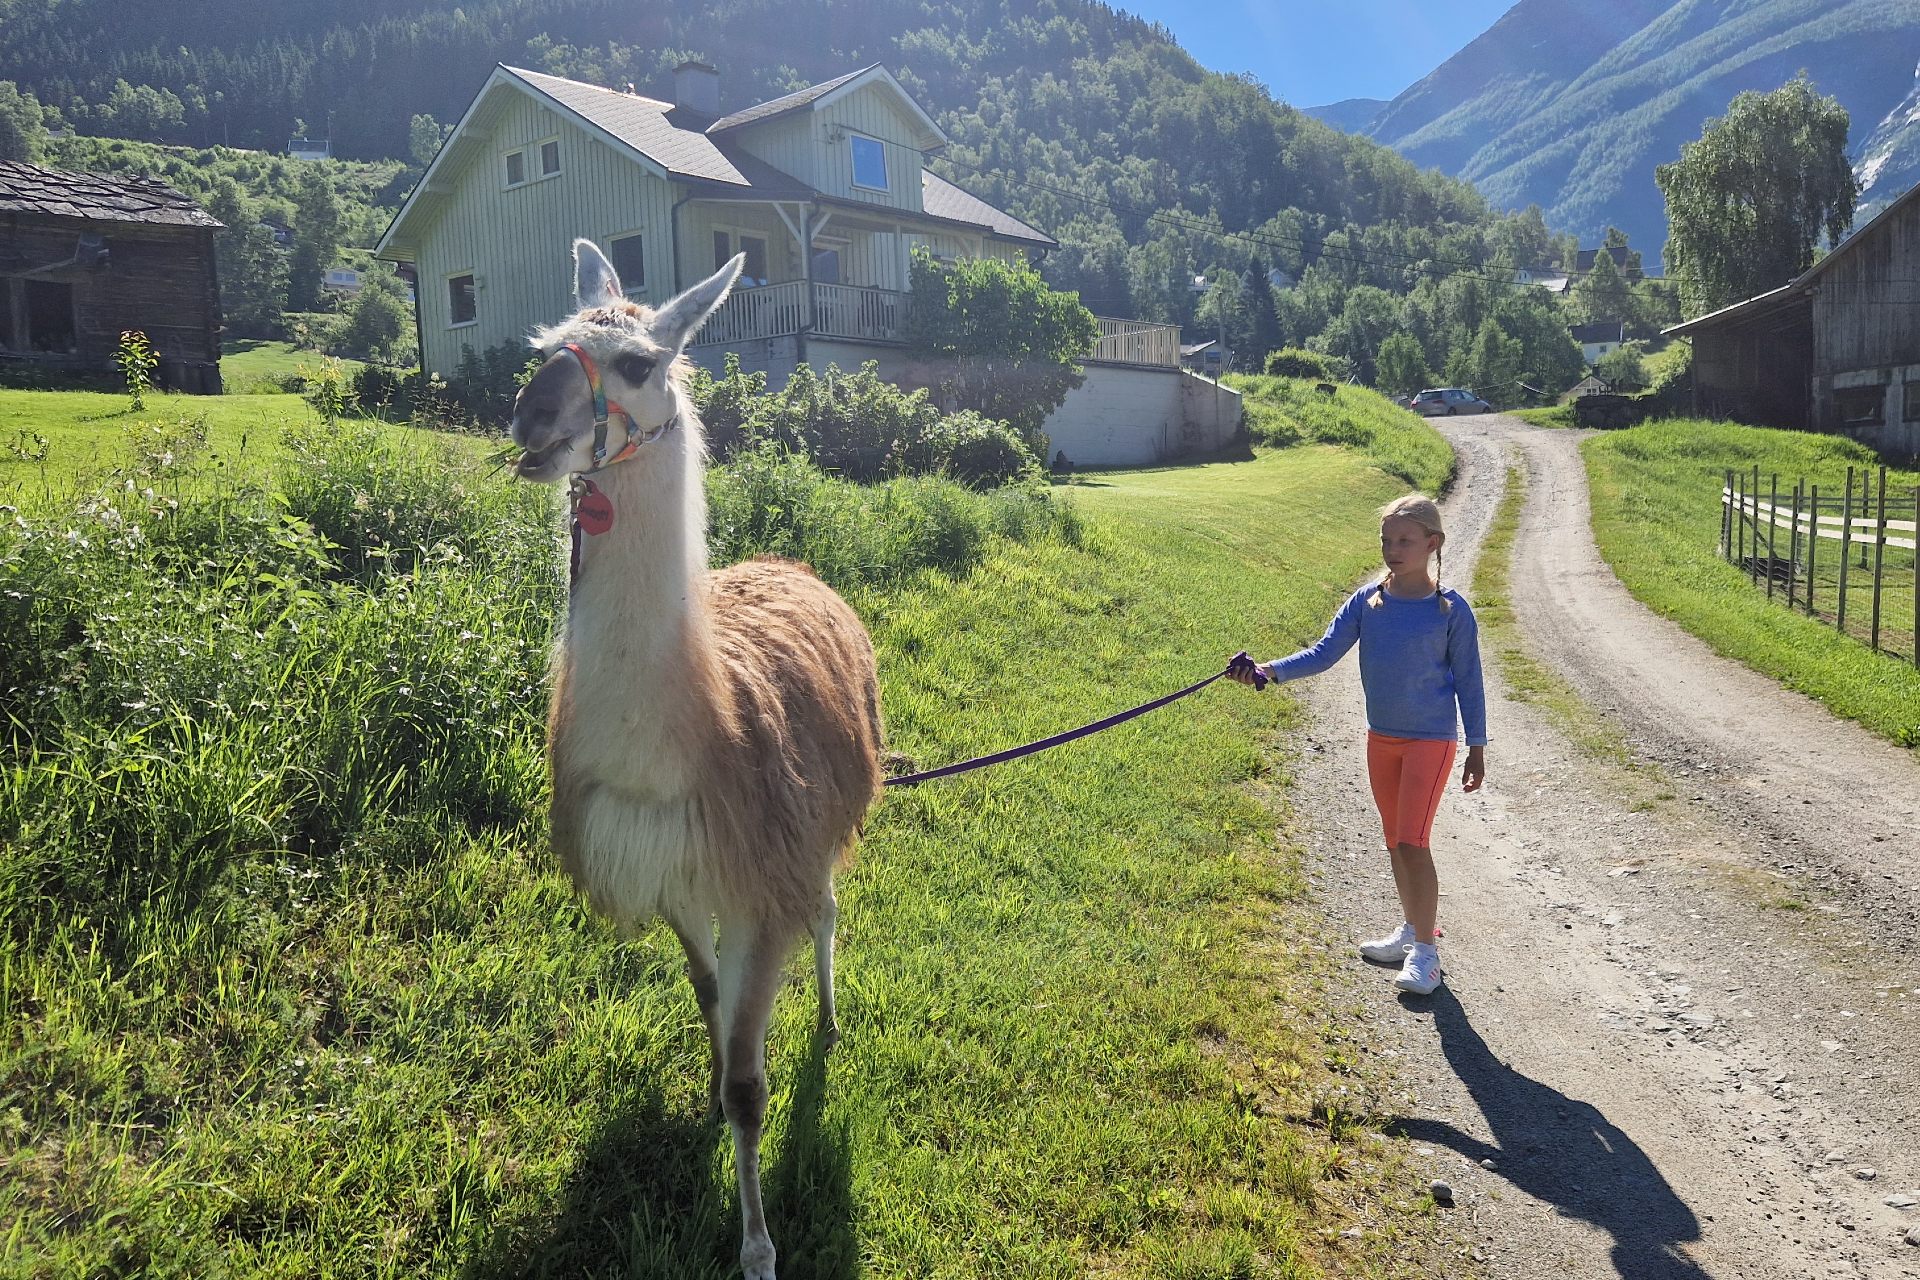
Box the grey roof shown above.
[1570,320,1626,343]
[707,67,872,133]
[0,160,219,227]
[921,171,1056,247]
[504,67,810,195]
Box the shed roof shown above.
[0,159,220,228]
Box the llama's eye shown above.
[614,353,657,385]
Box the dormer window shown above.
[849,134,889,192]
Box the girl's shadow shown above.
[1395,987,1711,1280]
[468,1031,855,1280]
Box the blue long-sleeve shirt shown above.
[1263,584,1488,746]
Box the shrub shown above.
[1263,348,1337,380]
[1225,373,1453,493]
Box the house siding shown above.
[1808,196,1920,454]
[412,91,678,377]
[731,85,925,214]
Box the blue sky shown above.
[1115,0,1517,108]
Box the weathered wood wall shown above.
[1,214,220,386]
[1811,197,1920,377]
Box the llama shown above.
[508,241,883,1280]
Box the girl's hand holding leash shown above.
[1462,745,1485,792]
[1225,652,1268,689]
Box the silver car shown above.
[1410,387,1491,416]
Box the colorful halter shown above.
[561,341,675,473]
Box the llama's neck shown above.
[558,408,727,800]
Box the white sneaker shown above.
[1395,943,1442,995]
[1359,921,1415,963]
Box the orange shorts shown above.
[1366,732,1457,850]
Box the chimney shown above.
[674,60,720,115]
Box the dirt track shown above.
[1287,415,1920,1279]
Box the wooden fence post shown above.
[1838,466,1854,633]
[1912,485,1919,668]
[1871,465,1887,653]
[1767,473,1779,600]
[1751,464,1763,587]
[1806,483,1818,616]
[1787,481,1803,609]
[1721,469,1733,561]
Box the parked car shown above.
[1410,387,1491,416]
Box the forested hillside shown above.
[0,0,1624,395]
[1363,0,1920,258]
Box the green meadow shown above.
[2,381,1451,1278]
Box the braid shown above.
[1368,571,1390,608]
[1436,547,1451,612]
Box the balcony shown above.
[694,281,1182,369]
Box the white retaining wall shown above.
[1043,366,1242,468]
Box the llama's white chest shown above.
[571,784,715,927]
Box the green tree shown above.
[1313,286,1400,384]
[408,113,447,167]
[341,269,415,364]
[287,167,344,312]
[0,81,45,163]
[1375,330,1433,397]
[1595,342,1650,388]
[1243,255,1285,366]
[204,177,288,337]
[1656,75,1857,316]
[908,250,1098,445]
[1570,244,1635,327]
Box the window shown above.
[849,134,889,191]
[1835,384,1885,425]
[713,229,769,286]
[540,139,561,177]
[504,150,527,188]
[0,280,18,351]
[448,273,477,327]
[811,244,842,285]
[609,233,645,293]
[1905,380,1920,423]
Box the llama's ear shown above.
[651,254,743,352]
[573,238,622,308]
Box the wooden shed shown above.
[1667,180,1920,457]
[0,160,223,392]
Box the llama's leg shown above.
[812,881,840,1049]
[716,917,788,1280]
[668,915,724,1119]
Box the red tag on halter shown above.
[575,481,615,536]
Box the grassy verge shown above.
[221,339,369,394]
[1508,405,1574,429]
[1583,418,1920,747]
[3,439,1439,1276]
[1224,374,1454,494]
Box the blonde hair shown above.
[1370,493,1450,612]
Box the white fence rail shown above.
[695,280,910,346]
[1090,316,1181,368]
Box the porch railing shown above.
[694,280,911,347]
[1089,316,1181,368]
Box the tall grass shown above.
[1225,374,1455,493]
[1583,418,1920,746]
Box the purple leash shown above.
[883,652,1268,789]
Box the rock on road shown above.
[1288,414,1920,1280]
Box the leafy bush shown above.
[1263,348,1337,380]
[686,358,1040,488]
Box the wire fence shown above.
[1720,464,1919,664]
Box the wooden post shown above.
[1728,462,1743,556]
[1838,466,1854,633]
[1751,464,1763,586]
[1871,465,1887,653]
[1767,473,1779,600]
[1806,483,1818,617]
[1912,486,1919,668]
[1787,480,1803,609]
[1736,470,1747,569]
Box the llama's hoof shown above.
[816,1020,842,1052]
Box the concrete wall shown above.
[1043,365,1241,468]
[1813,364,1920,459]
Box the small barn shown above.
[0,160,223,391]
[1667,179,1920,457]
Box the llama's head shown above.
[510,240,742,482]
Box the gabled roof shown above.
[1570,320,1626,343]
[380,64,1041,260]
[1575,245,1634,273]
[707,64,947,150]
[921,171,1055,248]
[0,159,219,228]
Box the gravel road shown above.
[1285,415,1920,1279]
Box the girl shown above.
[1230,494,1486,995]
